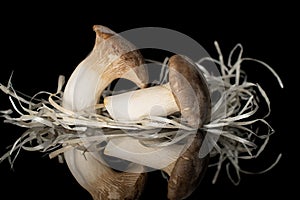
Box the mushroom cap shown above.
[167,55,211,200]
[167,132,210,200]
[62,25,148,112]
[168,54,211,129]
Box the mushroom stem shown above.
[104,135,188,170]
[104,83,179,121]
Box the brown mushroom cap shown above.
[168,54,211,128]
[167,55,211,200]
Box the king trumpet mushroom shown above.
[62,24,211,200]
[62,25,148,200]
[104,54,211,199]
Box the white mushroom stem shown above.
[104,83,180,121]
[103,84,193,174]
[104,136,187,171]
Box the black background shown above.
[0,2,297,200]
